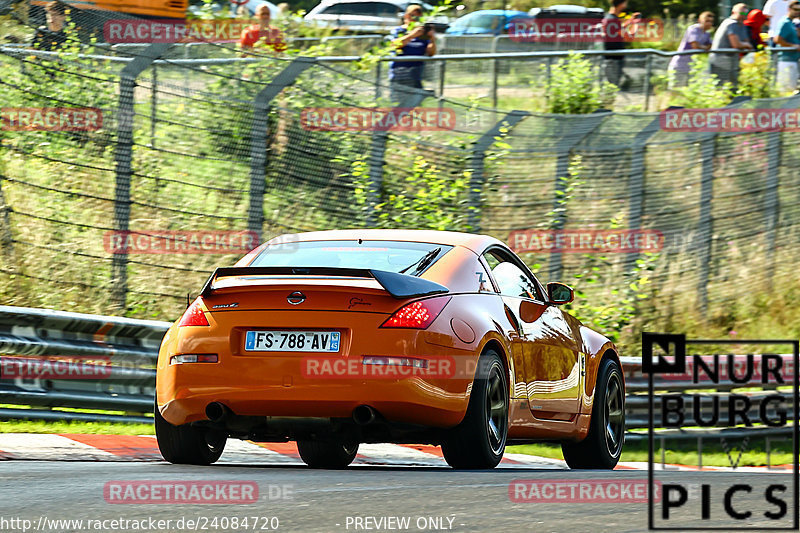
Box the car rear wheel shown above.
[561,357,624,469]
[154,402,226,465]
[442,349,508,469]
[297,439,358,469]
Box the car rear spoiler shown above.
[199,266,449,300]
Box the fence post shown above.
[548,111,611,282]
[696,95,750,314]
[366,89,430,228]
[762,95,799,288]
[467,110,530,232]
[375,61,382,100]
[150,63,157,148]
[643,53,651,112]
[112,43,172,312]
[0,177,16,271]
[437,59,446,102]
[247,58,316,241]
[624,116,662,273]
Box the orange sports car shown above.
[155,229,625,469]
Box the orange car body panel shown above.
[157,229,620,444]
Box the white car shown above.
[304,0,442,33]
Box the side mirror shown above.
[547,282,574,305]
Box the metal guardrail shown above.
[0,307,795,448]
[0,305,167,424]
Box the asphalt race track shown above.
[0,438,796,533]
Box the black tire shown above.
[442,349,509,469]
[297,439,358,469]
[562,357,625,469]
[154,402,226,465]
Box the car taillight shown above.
[380,297,451,329]
[170,354,218,365]
[178,298,210,327]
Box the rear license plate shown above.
[244,330,341,352]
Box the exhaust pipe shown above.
[205,402,232,423]
[352,405,377,425]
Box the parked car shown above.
[304,0,445,33]
[444,9,531,36]
[155,229,626,470]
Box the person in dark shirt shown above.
[388,4,436,103]
[32,0,68,50]
[602,0,640,87]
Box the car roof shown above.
[462,9,527,16]
[262,229,505,254]
[310,0,432,7]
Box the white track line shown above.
[0,433,116,461]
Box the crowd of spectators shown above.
[667,0,800,94]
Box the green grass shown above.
[508,437,796,467]
[0,420,154,435]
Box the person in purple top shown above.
[668,11,715,87]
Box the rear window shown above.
[250,240,453,275]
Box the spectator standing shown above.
[668,11,714,87]
[763,0,790,43]
[388,4,436,103]
[743,9,768,48]
[775,0,800,92]
[709,3,753,89]
[32,0,68,50]
[602,0,640,87]
[239,4,286,52]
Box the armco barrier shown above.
[0,306,795,443]
[0,305,167,424]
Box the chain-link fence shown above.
[1,5,799,354]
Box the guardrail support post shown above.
[467,110,529,232]
[247,58,316,241]
[112,43,172,313]
[697,436,702,470]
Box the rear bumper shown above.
[157,352,473,427]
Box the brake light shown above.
[380,297,451,329]
[178,298,210,327]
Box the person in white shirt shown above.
[764,0,790,40]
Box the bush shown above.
[539,53,618,114]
